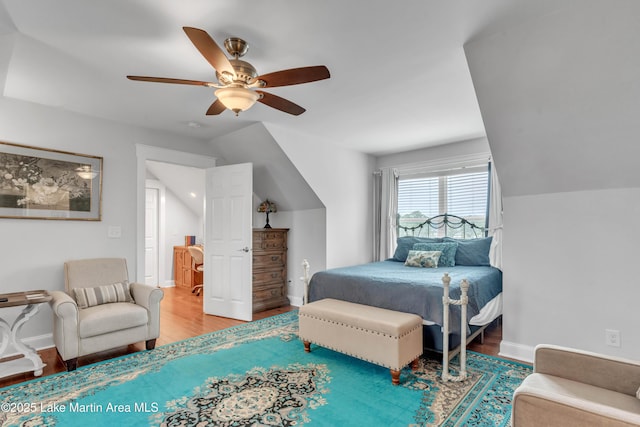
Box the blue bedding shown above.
[308,260,502,335]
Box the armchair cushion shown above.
[73,281,133,308]
[78,302,149,339]
[512,344,640,427]
[514,373,640,426]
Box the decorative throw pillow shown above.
[393,236,443,262]
[73,281,133,309]
[443,236,493,266]
[412,242,458,267]
[404,250,441,268]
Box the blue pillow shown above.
[392,236,443,262]
[413,242,458,267]
[443,236,493,266]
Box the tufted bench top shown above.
[299,298,422,337]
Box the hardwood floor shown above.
[0,286,503,388]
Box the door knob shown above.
[238,247,250,253]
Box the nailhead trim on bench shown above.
[298,313,422,339]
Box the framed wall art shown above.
[0,141,102,220]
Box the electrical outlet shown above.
[605,329,621,347]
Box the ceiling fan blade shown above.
[127,76,214,86]
[183,27,235,76]
[256,91,305,116]
[206,99,226,115]
[255,66,330,88]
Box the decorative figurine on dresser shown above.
[252,228,289,313]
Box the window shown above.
[397,165,489,239]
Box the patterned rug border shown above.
[454,350,532,369]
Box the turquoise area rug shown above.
[0,312,531,426]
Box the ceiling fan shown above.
[127,27,330,116]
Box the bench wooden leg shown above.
[303,340,311,353]
[391,369,400,385]
[411,358,419,370]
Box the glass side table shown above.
[0,290,52,379]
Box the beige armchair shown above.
[512,344,640,427]
[49,258,164,371]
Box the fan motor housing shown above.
[217,59,257,85]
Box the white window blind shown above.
[397,165,489,238]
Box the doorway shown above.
[135,145,215,285]
[144,179,165,286]
[144,161,205,288]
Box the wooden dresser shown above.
[173,246,202,290]
[252,228,289,313]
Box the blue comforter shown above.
[308,260,502,335]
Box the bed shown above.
[303,214,502,358]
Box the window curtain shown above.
[487,161,503,269]
[373,167,398,261]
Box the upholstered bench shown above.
[298,298,423,385]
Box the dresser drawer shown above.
[253,284,285,301]
[253,253,285,268]
[253,231,286,250]
[253,269,285,284]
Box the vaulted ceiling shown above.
[1,0,561,156]
[2,1,639,202]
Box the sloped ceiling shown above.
[465,0,640,197]
[146,161,205,216]
[209,123,323,212]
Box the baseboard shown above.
[3,333,54,358]
[499,340,534,364]
[288,295,303,307]
[160,280,175,288]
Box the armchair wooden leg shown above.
[146,339,157,350]
[65,358,78,372]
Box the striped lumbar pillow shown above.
[73,282,133,309]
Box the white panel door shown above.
[203,163,253,320]
[144,187,159,286]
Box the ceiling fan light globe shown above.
[215,87,260,114]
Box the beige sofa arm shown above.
[130,282,164,338]
[534,344,640,397]
[49,290,80,361]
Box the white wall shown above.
[376,137,491,170]
[501,188,640,362]
[266,123,375,270]
[0,97,215,348]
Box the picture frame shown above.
[0,141,103,220]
